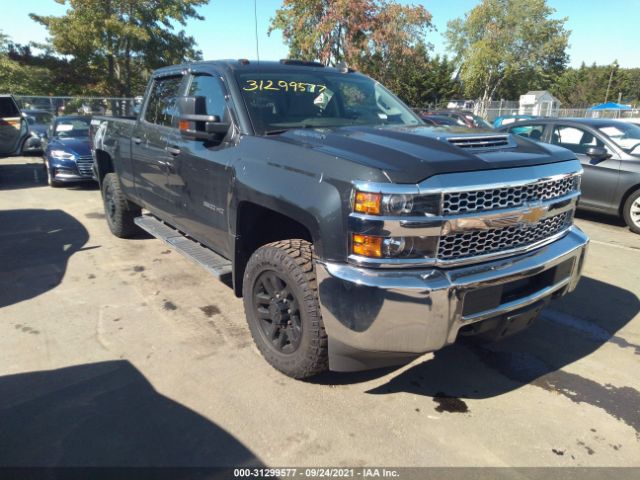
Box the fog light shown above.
[382,237,405,257]
[352,234,382,257]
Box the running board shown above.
[134,215,232,279]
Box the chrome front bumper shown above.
[316,226,589,372]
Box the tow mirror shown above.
[585,146,611,163]
[177,96,230,141]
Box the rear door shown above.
[131,75,185,218]
[550,123,621,211]
[0,96,27,157]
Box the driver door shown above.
[165,73,236,257]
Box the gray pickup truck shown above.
[93,59,589,378]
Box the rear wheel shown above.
[102,173,141,238]
[622,189,640,235]
[242,239,328,378]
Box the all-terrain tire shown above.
[242,239,329,378]
[622,189,640,235]
[102,173,141,238]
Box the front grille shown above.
[437,211,572,261]
[76,156,93,177]
[442,175,579,216]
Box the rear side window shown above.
[508,124,546,141]
[144,76,183,127]
[187,75,227,119]
[0,97,20,117]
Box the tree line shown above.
[1,0,638,109]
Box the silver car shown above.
[500,118,640,234]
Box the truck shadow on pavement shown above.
[0,161,47,191]
[0,209,90,308]
[0,360,263,469]
[363,276,640,432]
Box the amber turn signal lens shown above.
[354,191,382,215]
[352,234,382,258]
[179,120,190,131]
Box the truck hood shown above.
[269,125,575,184]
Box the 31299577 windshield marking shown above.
[242,80,326,93]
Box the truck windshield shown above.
[235,71,422,135]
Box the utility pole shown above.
[604,62,618,103]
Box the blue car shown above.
[43,115,94,187]
[493,114,539,129]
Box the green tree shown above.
[445,0,569,109]
[269,0,432,72]
[0,31,54,95]
[30,0,208,97]
[550,62,640,107]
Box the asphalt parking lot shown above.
[1,156,639,468]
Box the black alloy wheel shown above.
[252,270,303,354]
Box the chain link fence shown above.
[440,99,640,123]
[15,96,140,117]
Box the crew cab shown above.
[92,60,589,378]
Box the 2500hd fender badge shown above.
[203,201,224,215]
[441,203,549,235]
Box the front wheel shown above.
[622,189,640,235]
[102,173,141,238]
[44,160,61,187]
[242,239,328,378]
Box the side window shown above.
[551,125,605,154]
[144,76,183,127]
[0,97,20,117]
[187,75,226,119]
[508,124,546,141]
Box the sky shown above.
[3,0,639,68]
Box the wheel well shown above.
[619,184,640,216]
[94,149,114,185]
[233,202,313,297]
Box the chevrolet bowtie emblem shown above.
[442,204,549,235]
[519,205,547,224]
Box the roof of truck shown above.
[153,59,358,76]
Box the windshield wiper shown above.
[264,124,320,136]
[264,129,289,136]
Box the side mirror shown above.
[177,96,230,141]
[585,146,611,162]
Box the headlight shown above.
[50,150,75,160]
[351,187,441,261]
[353,190,440,216]
[382,194,413,215]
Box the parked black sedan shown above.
[498,118,640,233]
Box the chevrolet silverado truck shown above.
[92,60,589,378]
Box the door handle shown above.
[166,146,181,156]
[132,136,142,144]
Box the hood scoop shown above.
[447,135,513,150]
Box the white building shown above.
[518,90,561,117]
